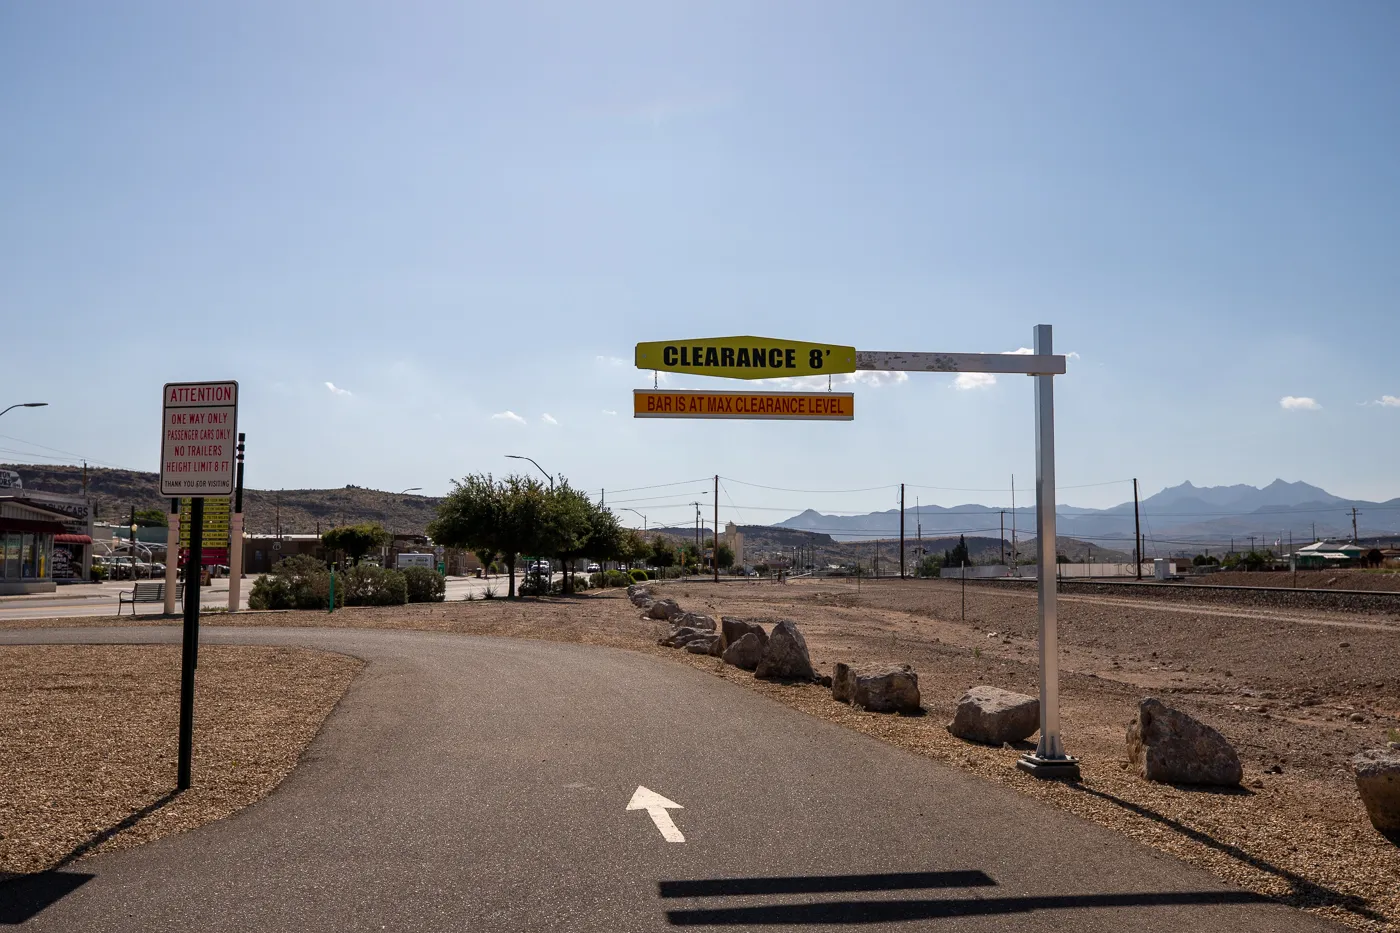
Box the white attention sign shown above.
[160,381,239,497]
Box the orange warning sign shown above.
[633,390,854,421]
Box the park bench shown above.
[117,581,184,615]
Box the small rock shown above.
[659,627,701,648]
[684,634,722,656]
[948,686,1040,745]
[674,611,716,632]
[1250,778,1264,789]
[832,662,857,703]
[1353,748,1400,837]
[755,620,815,681]
[1126,697,1242,786]
[850,666,921,714]
[1339,642,1351,648]
[817,674,833,689]
[720,632,765,671]
[1264,764,1283,775]
[1349,712,1366,724]
[646,598,684,621]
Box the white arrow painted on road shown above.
[628,786,685,843]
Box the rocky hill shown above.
[1,464,441,536]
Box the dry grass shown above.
[0,645,362,875]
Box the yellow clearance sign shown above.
[635,336,856,380]
[634,390,854,421]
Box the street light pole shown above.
[505,455,554,489]
[621,508,647,532]
[399,487,423,495]
[0,402,48,419]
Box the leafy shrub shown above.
[250,554,340,610]
[517,576,546,597]
[248,574,294,610]
[629,569,650,582]
[589,569,632,588]
[341,564,408,606]
[403,566,446,603]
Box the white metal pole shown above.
[164,499,180,615]
[227,510,244,612]
[1018,324,1079,779]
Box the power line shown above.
[604,477,714,495]
[721,476,898,494]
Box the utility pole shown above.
[916,496,923,575]
[1133,478,1142,580]
[1010,474,1017,575]
[1000,509,1006,566]
[1352,507,1361,544]
[713,475,719,582]
[899,483,906,579]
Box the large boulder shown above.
[721,617,767,650]
[629,586,654,608]
[1126,697,1242,786]
[684,634,723,656]
[1353,748,1400,838]
[675,611,717,632]
[721,632,766,670]
[754,620,815,681]
[851,666,922,714]
[646,598,684,621]
[947,686,1040,744]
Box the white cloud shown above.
[324,382,352,397]
[602,409,618,416]
[491,410,526,424]
[595,355,627,367]
[1280,396,1321,411]
[1067,351,1081,360]
[1005,347,1034,355]
[542,413,559,425]
[758,371,910,390]
[1372,396,1400,407]
[954,372,998,390]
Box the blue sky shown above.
[3,1,1398,528]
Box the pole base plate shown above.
[1016,754,1081,781]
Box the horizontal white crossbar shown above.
[854,351,1066,375]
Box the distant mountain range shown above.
[778,480,1400,552]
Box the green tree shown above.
[322,522,391,565]
[473,548,496,575]
[545,480,624,593]
[715,543,735,571]
[584,507,625,572]
[944,535,971,567]
[428,473,551,598]
[133,508,168,528]
[917,555,940,578]
[649,536,677,569]
[682,543,700,569]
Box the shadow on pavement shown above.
[1064,783,1383,923]
[0,788,183,925]
[663,890,1270,926]
[0,872,94,925]
[660,871,996,898]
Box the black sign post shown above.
[177,496,204,790]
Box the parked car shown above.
[586,563,601,573]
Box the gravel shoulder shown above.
[5,581,1396,929]
[0,644,362,876]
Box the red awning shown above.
[54,534,93,544]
